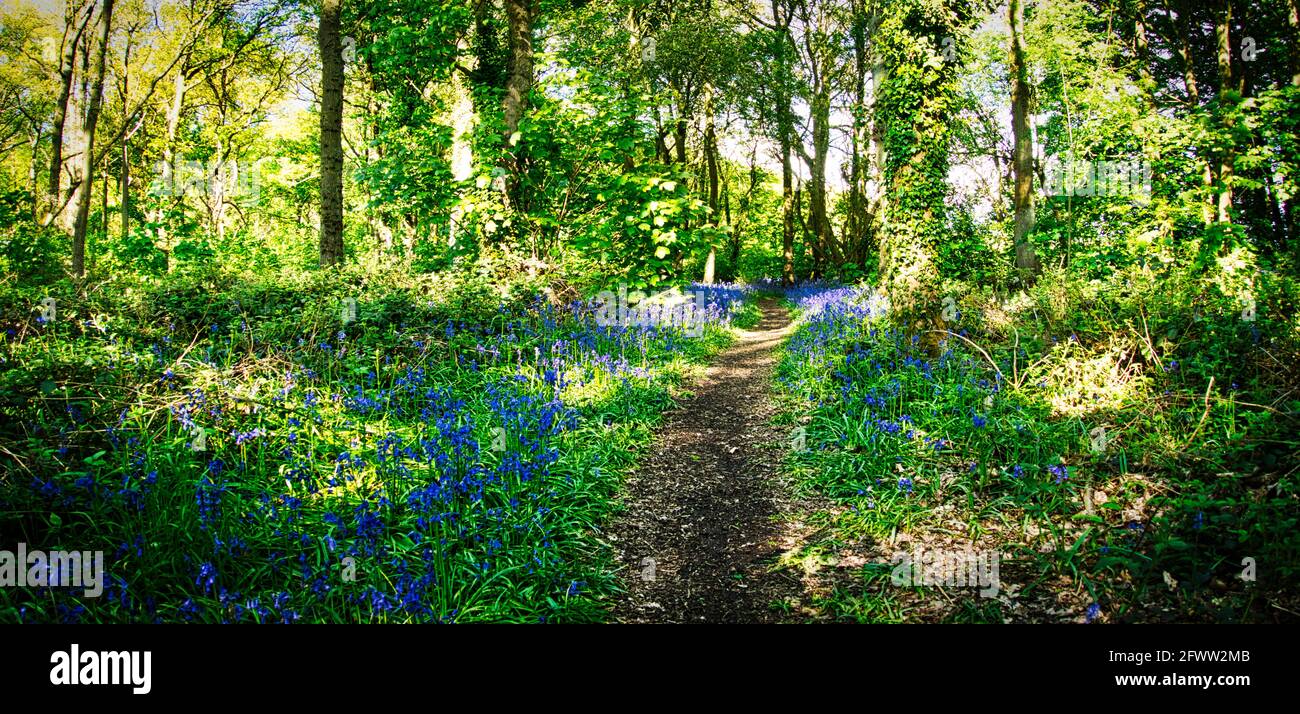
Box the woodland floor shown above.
[608,298,825,623]
[604,299,1167,624]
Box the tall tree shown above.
[773,0,796,286]
[1163,0,1200,104]
[790,0,845,279]
[1214,0,1234,225]
[70,0,115,277]
[42,1,93,229]
[500,0,536,212]
[1159,0,1213,225]
[1289,0,1300,251]
[701,85,720,284]
[1290,0,1300,88]
[874,0,974,320]
[1133,0,1154,99]
[1009,0,1039,280]
[845,0,878,268]
[319,0,345,267]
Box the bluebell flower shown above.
[195,562,218,594]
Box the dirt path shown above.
[608,298,809,623]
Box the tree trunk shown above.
[809,86,836,277]
[211,132,226,242]
[118,34,132,243]
[781,141,795,287]
[501,0,535,212]
[156,65,188,270]
[120,137,129,240]
[1215,0,1234,224]
[848,6,870,267]
[61,52,86,237]
[702,91,720,285]
[43,3,92,227]
[674,117,687,165]
[1163,0,1200,104]
[874,0,964,322]
[1161,0,1214,225]
[1010,0,1041,280]
[27,126,42,203]
[868,59,887,266]
[318,0,345,267]
[1290,0,1300,87]
[794,181,809,261]
[70,0,115,278]
[501,0,534,135]
[1134,0,1154,99]
[773,0,795,287]
[1289,0,1299,253]
[98,161,108,273]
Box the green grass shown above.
[773,281,1300,623]
[0,266,754,623]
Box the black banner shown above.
[0,624,1286,703]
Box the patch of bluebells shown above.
[7,281,751,623]
[781,283,1084,503]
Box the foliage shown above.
[777,271,1300,622]
[0,263,753,623]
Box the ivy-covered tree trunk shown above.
[319,0,345,267]
[868,59,887,264]
[501,0,536,213]
[875,0,974,323]
[1214,0,1234,225]
[1009,0,1040,282]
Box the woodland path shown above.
[609,298,811,623]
